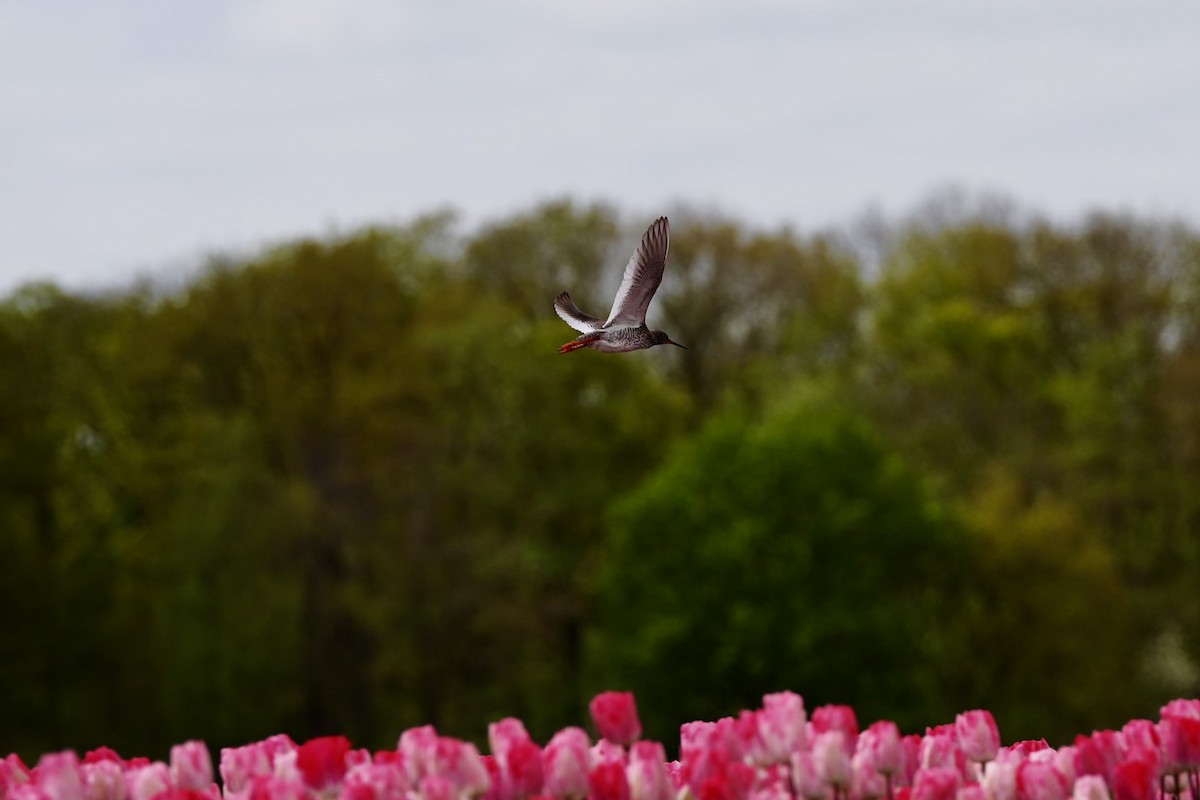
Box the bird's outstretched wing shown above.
[554,291,604,333]
[604,216,670,328]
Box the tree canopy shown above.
[2,197,1198,759]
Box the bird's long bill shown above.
[668,339,687,349]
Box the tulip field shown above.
[3,692,1198,800]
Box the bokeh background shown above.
[3,0,1200,764]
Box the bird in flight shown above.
[554,216,686,354]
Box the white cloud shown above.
[223,0,415,53]
[2,0,1199,293]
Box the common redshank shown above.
[554,216,686,354]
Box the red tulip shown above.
[1110,758,1155,800]
[590,693,642,747]
[296,736,351,791]
[588,762,630,800]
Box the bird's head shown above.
[650,330,687,349]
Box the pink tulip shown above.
[919,732,960,773]
[400,729,439,777]
[436,738,489,797]
[1160,712,1200,771]
[754,767,794,800]
[1068,741,1098,782]
[220,746,271,795]
[490,720,535,763]
[1,758,30,800]
[733,712,767,767]
[345,751,372,773]
[150,790,218,800]
[900,736,923,787]
[126,763,171,800]
[791,751,831,800]
[1089,732,1122,779]
[489,719,544,799]
[850,752,886,800]
[80,759,123,800]
[955,713,1000,764]
[589,741,626,769]
[694,761,754,800]
[911,768,958,800]
[982,761,1017,800]
[505,739,545,799]
[626,743,671,800]
[246,775,308,800]
[419,775,456,800]
[681,742,729,800]
[543,728,589,800]
[590,693,642,747]
[18,699,1200,800]
[680,722,714,763]
[812,731,852,790]
[480,757,504,800]
[261,737,300,772]
[859,721,904,778]
[759,693,807,762]
[1072,775,1111,800]
[1015,761,1069,800]
[341,762,408,800]
[664,762,683,792]
[712,717,743,762]
[1160,699,1200,720]
[1118,721,1158,756]
[1008,742,1050,759]
[35,752,84,800]
[1048,748,1076,789]
[399,727,439,784]
[170,742,213,792]
[812,707,860,748]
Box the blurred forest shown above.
[3,195,1199,761]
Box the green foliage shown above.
[953,466,1139,743]
[587,385,971,740]
[654,213,864,405]
[464,200,621,319]
[864,208,1200,736]
[2,197,1199,759]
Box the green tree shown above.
[0,284,143,755]
[655,213,864,406]
[953,465,1140,743]
[586,385,971,740]
[864,208,1200,727]
[464,200,621,320]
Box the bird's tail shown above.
[559,333,601,354]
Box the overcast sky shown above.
[2,0,1198,294]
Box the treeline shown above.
[2,197,1198,761]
